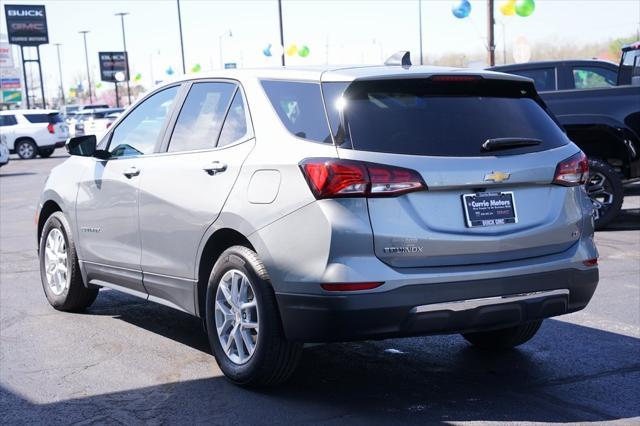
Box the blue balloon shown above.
[165,67,174,76]
[452,0,471,19]
[263,43,272,57]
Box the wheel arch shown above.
[37,198,63,248]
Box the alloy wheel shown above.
[586,171,614,222]
[214,269,259,365]
[44,228,69,296]
[18,142,35,159]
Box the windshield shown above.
[322,78,569,157]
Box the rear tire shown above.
[205,245,302,387]
[39,147,55,158]
[39,212,99,311]
[16,139,37,160]
[587,159,623,230]
[462,320,543,350]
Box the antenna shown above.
[384,51,411,67]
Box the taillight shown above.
[47,123,55,134]
[553,151,588,186]
[300,158,427,199]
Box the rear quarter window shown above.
[509,68,556,92]
[261,80,332,143]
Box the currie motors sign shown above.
[4,4,49,46]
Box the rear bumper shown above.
[54,140,66,148]
[275,268,598,342]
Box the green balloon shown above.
[298,45,310,57]
[515,0,535,17]
[191,63,202,73]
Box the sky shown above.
[1,0,639,101]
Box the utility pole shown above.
[176,0,186,73]
[418,0,423,65]
[115,12,132,105]
[487,0,496,66]
[53,43,65,106]
[79,31,94,102]
[277,0,285,66]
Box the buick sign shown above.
[99,52,130,83]
[4,4,49,46]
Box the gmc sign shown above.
[4,4,49,46]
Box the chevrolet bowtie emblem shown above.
[484,171,511,183]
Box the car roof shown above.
[0,109,59,115]
[166,64,533,84]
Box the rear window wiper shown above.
[481,137,542,152]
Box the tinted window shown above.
[323,79,568,157]
[218,91,250,147]
[109,86,179,157]
[24,113,63,124]
[510,68,556,91]
[572,66,617,89]
[261,80,332,143]
[0,115,17,126]
[168,82,235,152]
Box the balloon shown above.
[298,45,310,57]
[165,67,174,76]
[134,73,142,82]
[191,63,201,73]
[499,0,516,16]
[515,0,535,17]
[286,44,298,56]
[262,43,273,57]
[451,0,471,19]
[95,82,102,89]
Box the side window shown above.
[0,115,17,126]
[511,68,556,92]
[261,80,332,143]
[572,66,617,89]
[108,86,179,158]
[218,91,251,147]
[168,82,236,152]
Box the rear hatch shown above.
[24,112,69,139]
[322,76,585,268]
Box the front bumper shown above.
[275,268,598,342]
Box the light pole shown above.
[219,30,232,69]
[277,0,285,66]
[53,43,65,106]
[115,12,132,105]
[176,0,186,73]
[79,30,94,102]
[418,0,423,65]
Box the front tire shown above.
[462,320,542,350]
[205,245,302,387]
[587,159,623,230]
[16,139,37,159]
[39,212,99,311]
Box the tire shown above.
[39,147,55,158]
[39,212,99,311]
[205,245,302,387]
[587,158,624,230]
[15,139,38,160]
[462,320,543,350]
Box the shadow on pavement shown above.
[4,291,638,424]
[600,184,640,232]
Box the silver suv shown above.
[37,60,599,386]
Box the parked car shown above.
[0,109,69,159]
[490,44,640,228]
[37,58,599,387]
[0,133,9,167]
[74,108,125,136]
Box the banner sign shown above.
[0,42,14,67]
[4,4,49,46]
[2,89,22,103]
[98,51,129,82]
[1,78,21,89]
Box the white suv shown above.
[0,109,69,159]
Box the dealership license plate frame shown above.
[462,191,518,228]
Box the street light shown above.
[277,0,285,66]
[115,12,132,105]
[53,43,65,106]
[79,30,94,102]
[176,0,186,74]
[418,0,424,65]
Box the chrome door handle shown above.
[203,161,227,175]
[123,166,141,178]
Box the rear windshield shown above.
[322,78,569,157]
[24,113,63,124]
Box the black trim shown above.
[275,268,598,342]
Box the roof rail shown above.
[384,51,411,67]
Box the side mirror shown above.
[65,135,109,159]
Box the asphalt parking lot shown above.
[1,152,638,425]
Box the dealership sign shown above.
[4,4,49,46]
[99,51,130,83]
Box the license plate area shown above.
[462,191,517,228]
